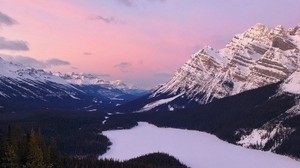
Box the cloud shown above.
[0,37,29,51]
[45,58,70,67]
[0,54,45,68]
[92,15,117,23]
[115,0,134,6]
[114,62,132,72]
[83,52,92,56]
[115,0,167,7]
[0,54,70,69]
[0,12,17,26]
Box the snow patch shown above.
[281,69,300,94]
[110,97,124,101]
[70,95,80,100]
[137,93,184,112]
[100,122,300,168]
[237,129,271,148]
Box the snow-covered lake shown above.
[100,122,300,168]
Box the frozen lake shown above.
[100,122,300,168]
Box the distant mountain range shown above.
[0,57,148,112]
[120,23,300,112]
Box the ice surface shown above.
[100,122,300,168]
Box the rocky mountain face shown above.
[0,58,146,112]
[127,23,300,112]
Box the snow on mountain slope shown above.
[132,24,300,112]
[236,72,300,153]
[137,93,184,112]
[55,72,147,96]
[0,57,145,112]
[0,57,69,85]
[281,68,300,94]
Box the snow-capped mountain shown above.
[56,72,148,96]
[0,57,146,112]
[124,23,300,112]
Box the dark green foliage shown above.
[61,153,187,168]
[0,125,187,168]
[0,126,57,168]
[276,115,300,158]
[25,129,47,168]
[0,110,110,156]
[126,152,188,168]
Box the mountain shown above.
[121,23,300,112]
[0,57,147,112]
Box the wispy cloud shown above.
[0,54,70,69]
[0,12,17,26]
[114,62,132,72]
[115,0,167,7]
[92,15,116,23]
[83,52,92,56]
[115,0,134,7]
[89,15,124,24]
[45,58,70,67]
[0,37,29,51]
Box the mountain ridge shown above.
[122,23,300,112]
[0,57,147,112]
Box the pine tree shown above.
[1,145,19,168]
[48,137,61,168]
[24,129,47,168]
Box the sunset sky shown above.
[0,0,300,88]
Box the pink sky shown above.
[0,0,299,88]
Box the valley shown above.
[1,5,300,166]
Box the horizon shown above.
[1,0,300,89]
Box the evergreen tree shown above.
[25,129,47,168]
[48,137,61,168]
[1,145,19,168]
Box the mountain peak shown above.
[275,24,284,30]
[272,24,286,36]
[247,23,269,34]
[253,23,267,30]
